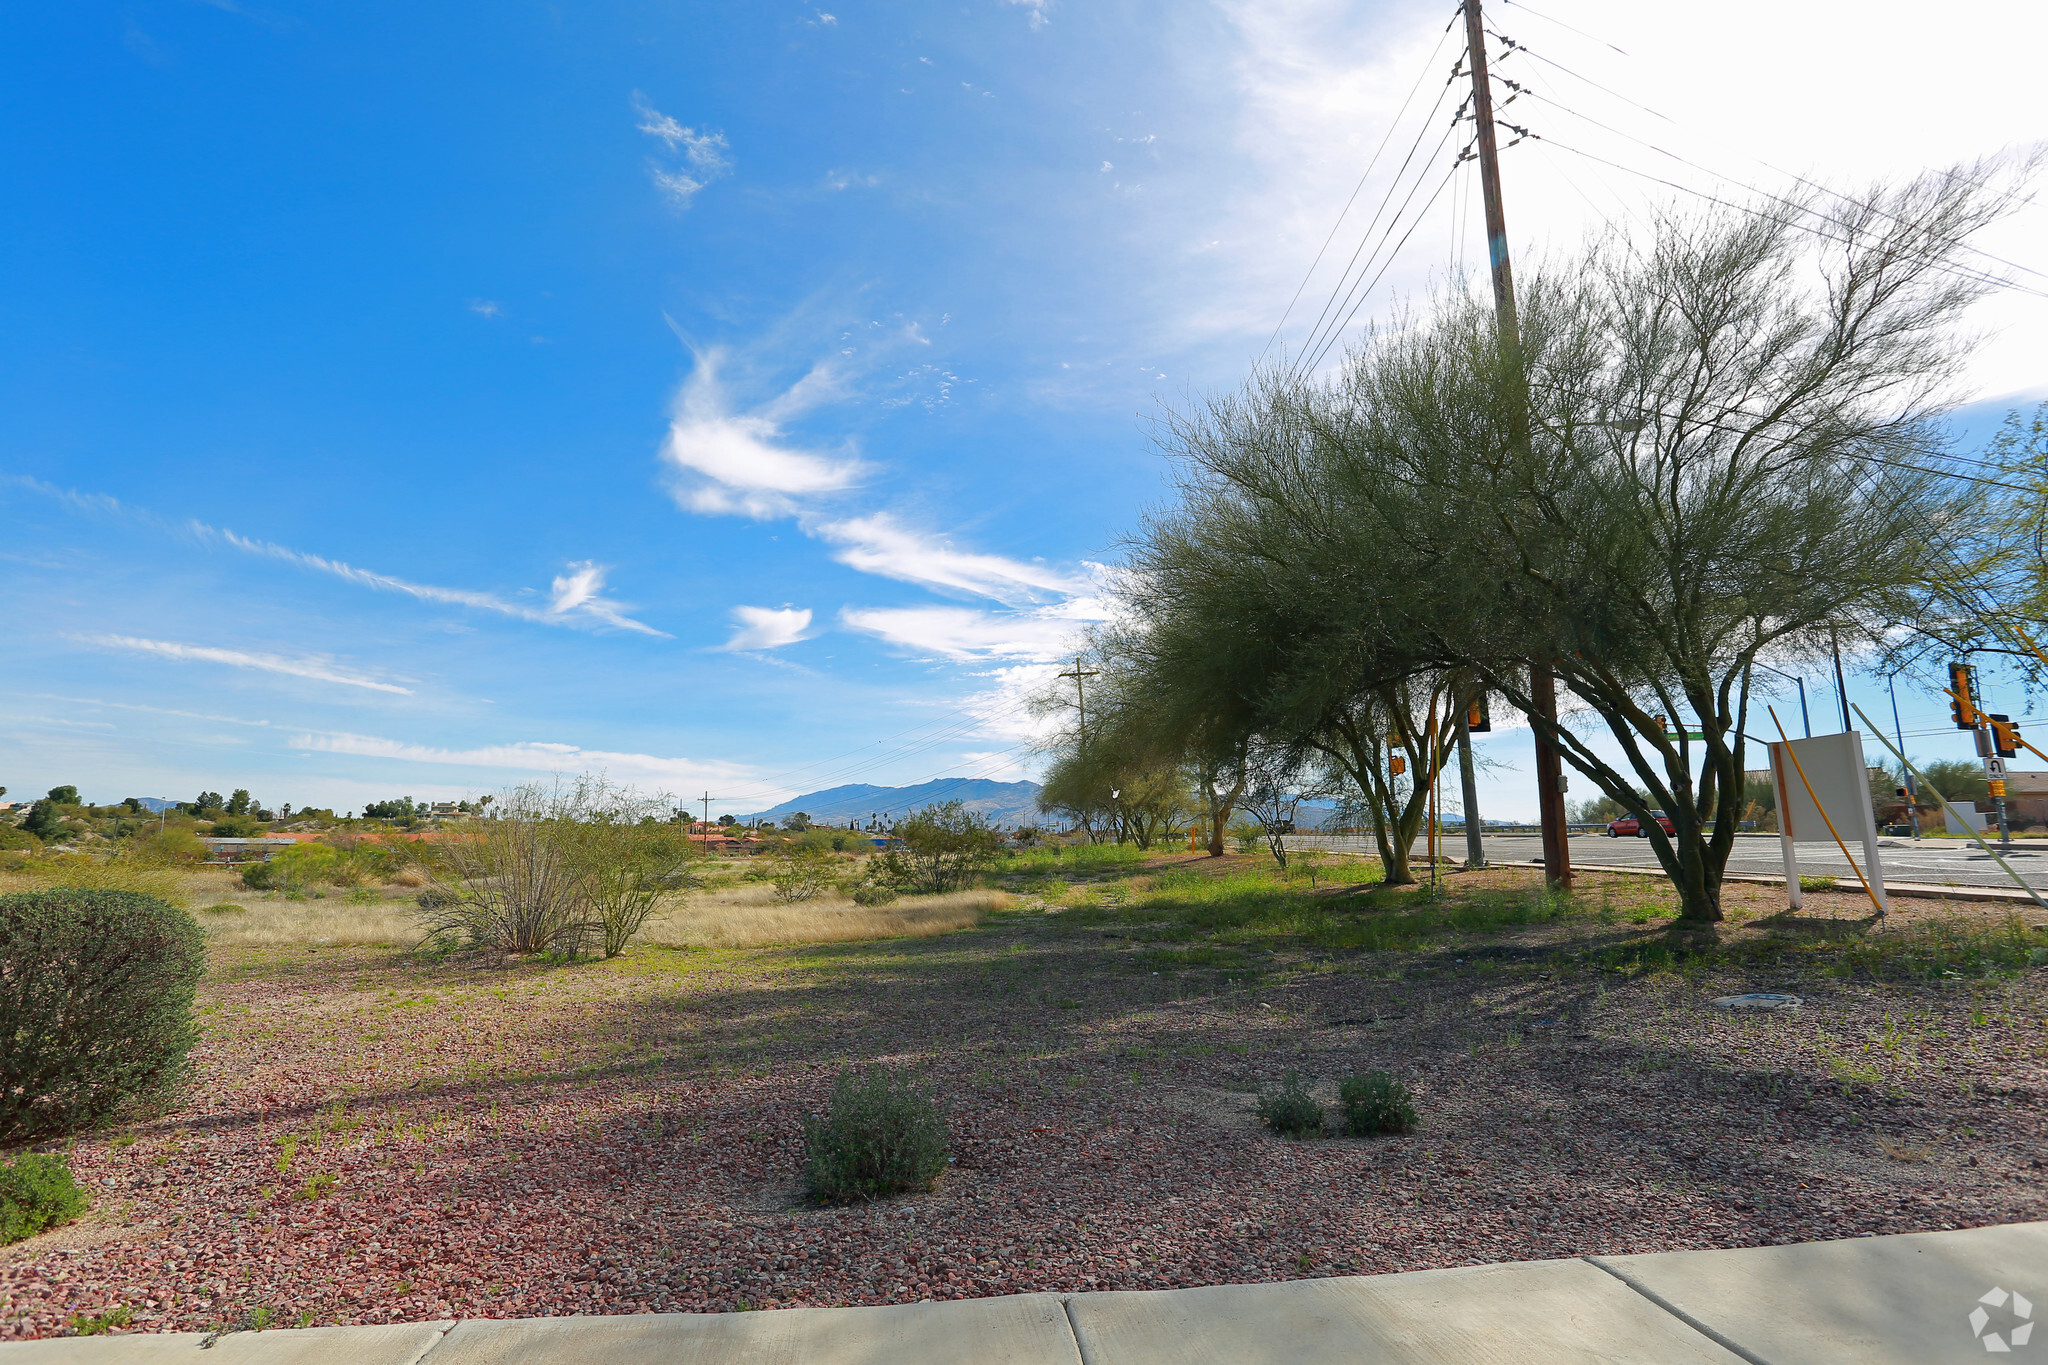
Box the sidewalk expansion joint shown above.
[1582,1257,1775,1365]
[405,1319,461,1364]
[1058,1295,1097,1365]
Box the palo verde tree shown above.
[1118,381,1471,886]
[1286,165,2014,925]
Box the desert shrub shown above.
[1255,1071,1324,1138]
[1337,1071,1418,1136]
[128,829,207,866]
[1,1151,90,1244]
[21,857,186,905]
[556,818,701,957]
[420,780,698,958]
[418,816,583,956]
[771,844,834,904]
[0,890,205,1140]
[241,842,339,892]
[851,881,899,907]
[803,1066,950,1201]
[873,802,1004,894]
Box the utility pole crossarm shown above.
[1057,656,1100,749]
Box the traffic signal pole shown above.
[1463,0,1571,887]
[1456,703,1486,869]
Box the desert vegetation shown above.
[0,837,2041,1340]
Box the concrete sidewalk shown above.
[6,1222,2042,1364]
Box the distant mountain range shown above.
[745,779,1045,828]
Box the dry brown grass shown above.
[641,883,1007,948]
[195,899,420,947]
[0,862,1004,950]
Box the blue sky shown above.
[3,0,2045,821]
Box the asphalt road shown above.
[1288,830,2048,893]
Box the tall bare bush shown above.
[418,778,697,958]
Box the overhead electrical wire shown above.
[1481,35,2048,293]
[1254,15,1460,371]
[1299,158,1464,375]
[1508,89,2048,302]
[1289,85,1465,373]
[1496,0,1630,56]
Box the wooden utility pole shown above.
[1462,0,1571,887]
[1058,657,1100,749]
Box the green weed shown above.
[68,1306,132,1336]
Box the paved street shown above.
[1290,831,2048,893]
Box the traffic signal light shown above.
[1466,694,1490,733]
[1651,714,1669,734]
[1390,755,1407,776]
[1949,661,1979,729]
[1989,713,2021,758]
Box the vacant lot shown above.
[3,853,2045,1340]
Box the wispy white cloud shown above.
[11,476,666,637]
[660,349,866,518]
[816,514,1093,604]
[634,93,731,208]
[290,731,781,799]
[77,634,415,695]
[195,525,667,636]
[721,605,814,652]
[31,694,287,729]
[1005,0,1052,29]
[838,598,1104,663]
[469,299,501,318]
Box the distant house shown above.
[198,838,303,863]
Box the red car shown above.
[1608,810,1675,837]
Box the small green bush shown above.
[0,889,206,1140]
[1255,1071,1324,1137]
[1337,1071,1418,1136]
[851,882,899,907]
[1,1151,90,1244]
[803,1066,950,1201]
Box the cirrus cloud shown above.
[721,605,815,652]
[76,634,414,695]
[659,349,867,518]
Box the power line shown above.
[1291,84,1464,372]
[1483,31,2048,291]
[1536,135,2048,304]
[1497,0,1629,56]
[1513,91,2048,301]
[1300,158,1463,375]
[1255,12,1460,371]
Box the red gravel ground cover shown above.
[3,863,2045,1340]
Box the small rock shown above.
[1711,993,1803,1011]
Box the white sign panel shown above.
[1770,730,1887,913]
